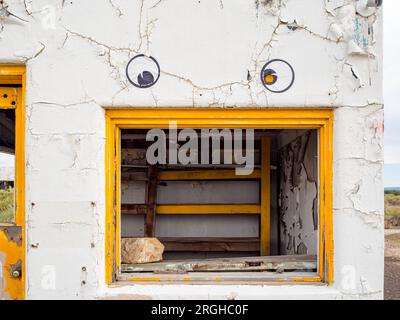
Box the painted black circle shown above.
[260,59,295,93]
[126,54,161,89]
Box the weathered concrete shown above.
[0,0,383,299]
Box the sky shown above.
[385,164,400,188]
[383,1,400,186]
[384,1,400,163]
[0,3,399,186]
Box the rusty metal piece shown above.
[0,226,22,246]
[12,270,20,278]
[144,166,158,237]
[10,259,22,279]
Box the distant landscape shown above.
[384,189,400,300]
[0,187,13,224]
[385,190,400,228]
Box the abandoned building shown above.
[0,0,383,299]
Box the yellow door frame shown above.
[105,108,334,285]
[0,65,26,299]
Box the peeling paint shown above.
[0,0,383,299]
[0,226,22,246]
[279,132,318,255]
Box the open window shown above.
[0,107,15,224]
[105,109,333,284]
[0,66,26,300]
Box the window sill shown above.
[115,271,323,285]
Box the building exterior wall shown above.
[0,0,383,299]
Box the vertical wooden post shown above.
[144,165,158,237]
[260,136,271,256]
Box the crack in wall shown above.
[108,0,123,17]
[23,0,33,16]
[14,41,45,62]
[9,0,377,109]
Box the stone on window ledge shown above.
[121,237,165,264]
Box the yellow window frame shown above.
[0,65,26,299]
[105,108,334,285]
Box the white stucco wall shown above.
[0,0,383,299]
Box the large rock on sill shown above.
[121,237,164,264]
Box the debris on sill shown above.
[121,237,165,264]
[121,254,317,273]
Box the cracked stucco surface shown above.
[0,0,383,299]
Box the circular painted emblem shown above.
[126,54,160,88]
[260,59,295,93]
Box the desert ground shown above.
[384,190,400,300]
[0,186,13,223]
[385,228,400,300]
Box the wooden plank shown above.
[121,254,317,273]
[158,169,261,181]
[121,204,148,215]
[121,171,148,182]
[160,237,260,252]
[156,204,260,215]
[121,204,261,215]
[260,136,271,256]
[144,166,158,237]
[122,169,261,182]
[0,76,23,86]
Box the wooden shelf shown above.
[122,204,261,215]
[158,169,261,181]
[159,237,260,252]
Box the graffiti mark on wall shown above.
[126,54,160,88]
[261,59,295,93]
